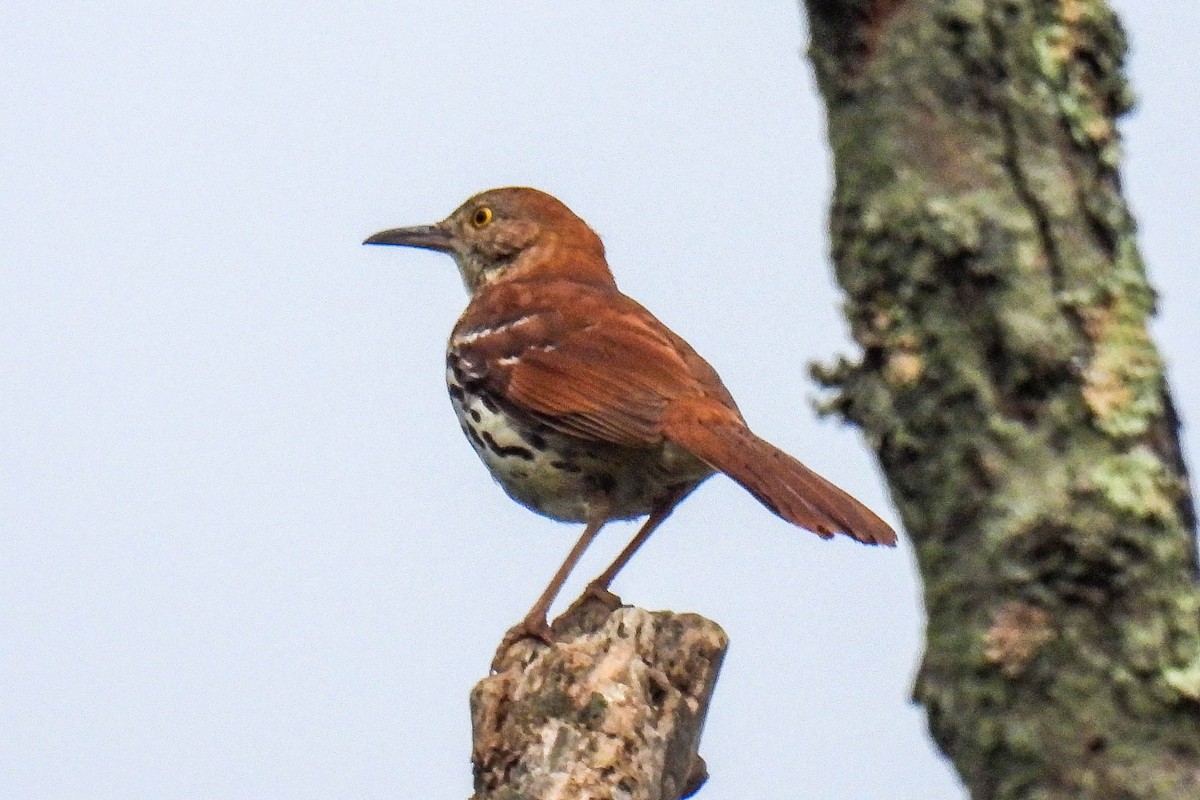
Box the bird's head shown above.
[364,187,611,294]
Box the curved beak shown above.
[363,224,455,252]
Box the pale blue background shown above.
[3,3,1195,798]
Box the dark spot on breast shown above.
[481,431,534,461]
[448,383,466,402]
[479,394,500,414]
[551,459,584,474]
[589,473,617,494]
[464,424,487,452]
[469,409,482,423]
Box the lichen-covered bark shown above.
[471,600,725,800]
[800,1,1200,797]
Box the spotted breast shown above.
[444,301,715,524]
[445,355,712,524]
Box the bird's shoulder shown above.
[450,280,665,357]
[447,278,740,444]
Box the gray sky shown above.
[3,3,1195,798]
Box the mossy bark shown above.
[800,1,1200,797]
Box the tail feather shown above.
[663,397,897,546]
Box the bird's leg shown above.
[492,501,610,669]
[520,512,608,635]
[576,485,690,605]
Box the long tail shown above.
[662,397,897,546]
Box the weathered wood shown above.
[471,599,726,800]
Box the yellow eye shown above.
[471,206,493,228]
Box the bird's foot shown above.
[490,586,626,671]
[491,614,555,672]
[576,580,623,612]
[553,580,624,635]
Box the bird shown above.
[364,187,896,653]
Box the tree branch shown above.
[801,0,1200,797]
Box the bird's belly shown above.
[447,372,709,522]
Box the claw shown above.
[578,581,622,611]
[491,614,555,671]
[555,581,624,630]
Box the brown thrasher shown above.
[365,187,896,650]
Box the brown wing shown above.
[451,279,897,546]
[450,280,728,447]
